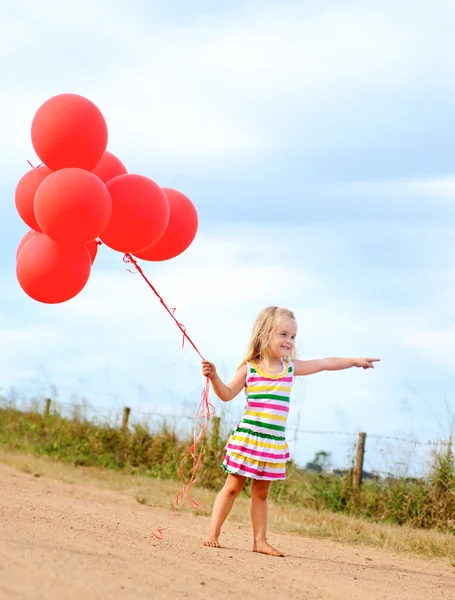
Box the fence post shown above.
[121,406,131,432]
[44,398,51,417]
[353,432,366,489]
[210,416,221,448]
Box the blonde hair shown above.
[239,306,297,368]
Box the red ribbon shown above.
[173,376,215,511]
[123,254,206,358]
[122,254,215,537]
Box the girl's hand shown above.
[202,360,217,379]
[355,358,380,369]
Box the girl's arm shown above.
[294,357,380,376]
[202,361,248,402]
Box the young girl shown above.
[201,306,379,557]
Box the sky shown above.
[1,0,454,476]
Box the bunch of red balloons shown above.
[15,94,199,304]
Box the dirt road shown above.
[0,463,453,600]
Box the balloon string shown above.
[26,160,44,169]
[122,254,216,535]
[173,376,215,512]
[123,253,205,358]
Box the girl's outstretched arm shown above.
[202,361,248,402]
[294,357,380,376]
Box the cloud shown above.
[2,0,454,172]
[332,177,455,201]
[314,176,455,226]
[406,326,455,369]
[395,177,455,201]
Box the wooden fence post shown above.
[121,406,131,432]
[353,432,366,489]
[210,416,221,448]
[44,398,51,417]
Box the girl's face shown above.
[268,315,297,360]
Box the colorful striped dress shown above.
[222,360,293,480]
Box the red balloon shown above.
[100,174,169,254]
[16,230,40,259]
[15,165,52,231]
[134,188,198,261]
[34,168,112,245]
[16,234,91,304]
[92,151,127,183]
[86,239,99,264]
[31,94,108,171]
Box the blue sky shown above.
[1,0,454,475]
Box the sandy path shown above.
[0,463,453,600]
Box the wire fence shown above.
[1,394,451,449]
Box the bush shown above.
[1,405,454,533]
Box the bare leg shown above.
[203,474,246,548]
[250,479,284,557]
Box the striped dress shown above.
[221,360,293,480]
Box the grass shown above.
[1,401,454,563]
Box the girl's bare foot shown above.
[203,536,221,548]
[253,540,284,557]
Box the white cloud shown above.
[1,0,454,169]
[404,178,455,201]
[406,325,455,369]
[332,177,455,202]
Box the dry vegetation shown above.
[1,400,454,562]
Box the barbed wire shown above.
[287,428,451,446]
[1,396,452,448]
